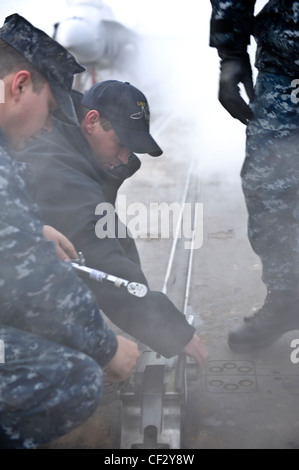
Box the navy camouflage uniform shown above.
[0,15,118,449]
[210,0,299,292]
[0,131,118,449]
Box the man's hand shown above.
[43,225,78,261]
[183,333,208,369]
[218,52,254,125]
[105,336,140,382]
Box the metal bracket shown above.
[120,349,199,449]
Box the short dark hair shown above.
[76,103,113,131]
[74,104,90,124]
[0,39,46,92]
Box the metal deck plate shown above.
[206,360,257,393]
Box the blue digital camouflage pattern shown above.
[210,1,299,292]
[0,14,85,91]
[242,72,299,291]
[0,326,104,449]
[210,0,299,76]
[210,0,255,49]
[0,130,118,448]
[0,14,85,125]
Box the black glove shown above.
[218,47,254,125]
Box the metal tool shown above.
[71,253,148,298]
[119,167,202,449]
[120,325,199,449]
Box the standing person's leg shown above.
[228,72,299,351]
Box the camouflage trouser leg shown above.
[0,326,104,449]
[242,72,299,292]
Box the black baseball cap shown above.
[0,14,85,125]
[81,80,163,156]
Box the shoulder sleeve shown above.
[209,0,256,49]
[0,154,118,367]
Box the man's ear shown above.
[84,109,100,135]
[11,70,32,101]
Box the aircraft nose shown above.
[54,18,98,63]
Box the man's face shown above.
[85,113,131,170]
[5,77,57,151]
